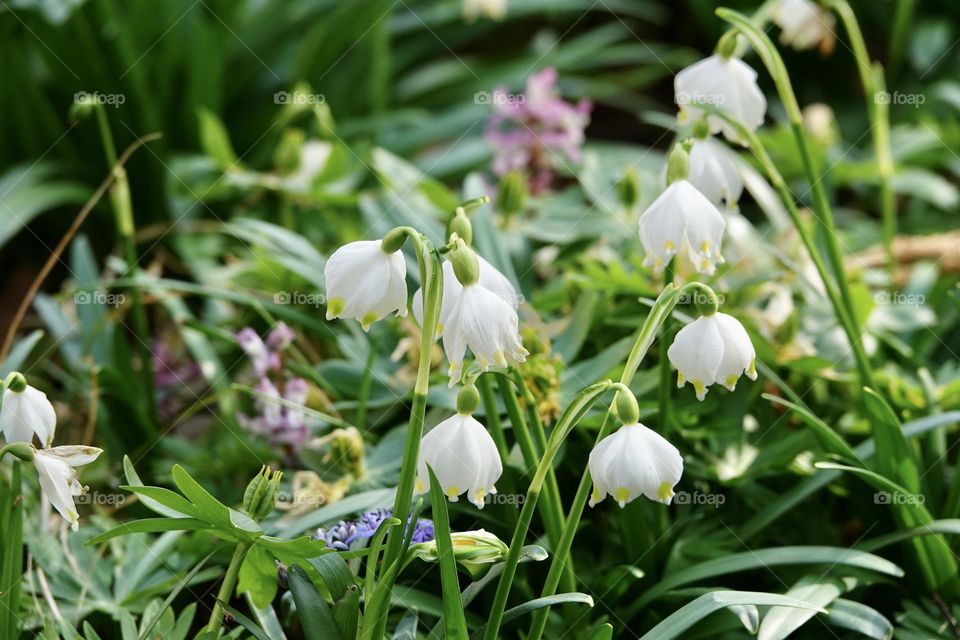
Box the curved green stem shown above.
[483,380,623,640]
[715,8,875,389]
[827,0,896,276]
[527,284,694,640]
[205,542,250,635]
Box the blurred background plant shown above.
[3,0,960,637]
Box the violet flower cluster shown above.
[236,323,310,445]
[485,67,592,193]
[317,508,435,551]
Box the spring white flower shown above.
[675,54,767,145]
[773,0,836,52]
[463,0,506,21]
[688,137,743,209]
[33,445,103,531]
[588,423,683,507]
[1,382,56,447]
[416,413,502,508]
[442,283,528,382]
[667,312,757,401]
[638,180,726,275]
[412,257,518,335]
[324,240,407,330]
[410,529,509,579]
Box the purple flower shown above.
[485,67,592,193]
[267,322,295,351]
[238,377,311,446]
[317,508,435,551]
[236,328,276,377]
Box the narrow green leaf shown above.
[288,564,344,640]
[501,593,594,624]
[427,466,469,640]
[86,518,212,545]
[825,598,893,639]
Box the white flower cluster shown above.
[1,375,103,531]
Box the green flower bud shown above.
[616,389,640,425]
[716,31,738,59]
[4,372,27,393]
[666,145,690,184]
[497,171,527,215]
[692,117,711,140]
[410,529,508,580]
[616,168,640,210]
[450,240,480,286]
[456,384,480,415]
[243,466,283,522]
[381,227,408,254]
[447,208,473,246]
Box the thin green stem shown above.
[205,542,250,635]
[478,373,509,459]
[527,285,688,640]
[715,8,875,389]
[658,263,675,437]
[827,0,896,276]
[888,0,915,82]
[483,381,617,640]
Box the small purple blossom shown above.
[485,67,592,193]
[238,377,311,445]
[266,322,295,351]
[152,340,204,421]
[316,508,435,551]
[236,328,278,377]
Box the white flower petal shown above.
[588,424,683,507]
[688,138,744,208]
[324,240,407,329]
[668,313,757,400]
[1,385,56,447]
[416,414,502,508]
[442,284,526,385]
[675,55,767,145]
[33,445,103,531]
[639,180,726,275]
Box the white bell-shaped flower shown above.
[324,240,407,330]
[688,137,743,209]
[588,423,683,507]
[412,257,518,336]
[33,445,103,531]
[442,283,528,382]
[1,382,56,447]
[667,312,757,401]
[639,180,726,275]
[416,413,502,508]
[675,54,767,145]
[773,0,836,52]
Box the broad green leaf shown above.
[122,456,195,519]
[288,564,343,640]
[825,599,893,639]
[239,545,279,609]
[758,577,847,640]
[198,108,239,168]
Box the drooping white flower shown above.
[588,423,683,507]
[442,283,528,382]
[33,445,103,531]
[667,312,757,401]
[416,414,503,508]
[1,383,56,447]
[639,180,726,274]
[773,0,836,52]
[675,54,767,145]
[412,257,519,335]
[688,137,743,209]
[324,240,407,330]
[463,0,506,22]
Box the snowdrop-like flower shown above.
[412,257,519,335]
[688,137,743,209]
[463,0,506,21]
[589,423,683,507]
[667,312,757,401]
[773,0,836,53]
[1,377,56,447]
[324,240,407,331]
[639,180,726,275]
[416,413,502,508]
[443,284,527,381]
[675,54,766,145]
[33,445,103,531]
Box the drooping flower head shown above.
[324,239,407,330]
[1,373,56,448]
[416,384,503,508]
[485,67,592,193]
[675,51,767,145]
[33,445,103,531]
[667,311,757,401]
[773,0,836,54]
[687,135,744,209]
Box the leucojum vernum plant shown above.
[3,0,960,638]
